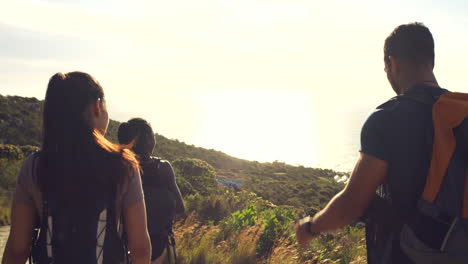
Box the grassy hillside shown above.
[0,95,41,146]
[0,94,365,263]
[107,119,252,171]
[0,94,346,210]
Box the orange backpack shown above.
[399,92,468,264]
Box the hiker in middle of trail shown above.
[118,118,185,264]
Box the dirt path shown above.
[0,226,10,262]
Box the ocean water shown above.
[311,105,372,172]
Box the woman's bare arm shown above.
[124,200,151,264]
[2,200,36,264]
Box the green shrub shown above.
[0,145,24,159]
[184,193,229,223]
[177,176,196,196]
[0,145,39,160]
[19,145,40,156]
[230,204,257,230]
[173,158,218,195]
[0,158,23,190]
[257,207,295,256]
[217,204,258,242]
[185,189,271,223]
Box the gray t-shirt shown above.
[14,153,144,222]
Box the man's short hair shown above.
[384,22,434,68]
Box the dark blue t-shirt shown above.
[360,84,448,211]
[359,83,449,263]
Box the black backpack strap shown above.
[169,230,178,264]
[162,231,178,264]
[150,156,161,170]
[29,152,39,264]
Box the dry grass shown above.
[228,221,263,264]
[170,196,367,264]
[267,237,300,264]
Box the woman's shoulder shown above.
[14,151,42,209]
[23,152,38,164]
[118,162,141,195]
[20,152,41,180]
[118,148,139,170]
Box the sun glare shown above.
[193,90,319,166]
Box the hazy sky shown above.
[1,0,468,170]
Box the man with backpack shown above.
[296,22,468,263]
[118,118,185,264]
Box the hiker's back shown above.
[363,84,468,264]
[362,85,441,263]
[2,72,150,264]
[384,90,436,211]
[140,157,177,236]
[26,152,144,264]
[117,118,182,263]
[363,85,442,212]
[31,191,125,264]
[398,91,468,264]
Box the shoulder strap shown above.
[150,156,161,169]
[29,152,40,264]
[30,151,43,227]
[31,151,40,184]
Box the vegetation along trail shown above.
[0,95,368,263]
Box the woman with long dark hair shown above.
[2,72,151,264]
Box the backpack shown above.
[397,91,468,263]
[30,152,129,264]
[141,157,177,237]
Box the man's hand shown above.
[295,216,317,247]
[295,153,388,248]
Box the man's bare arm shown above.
[297,153,387,245]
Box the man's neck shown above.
[399,71,438,94]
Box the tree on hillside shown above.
[0,95,42,146]
[172,158,217,195]
[175,176,195,197]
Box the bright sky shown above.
[1,0,468,170]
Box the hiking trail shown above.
[0,226,10,262]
